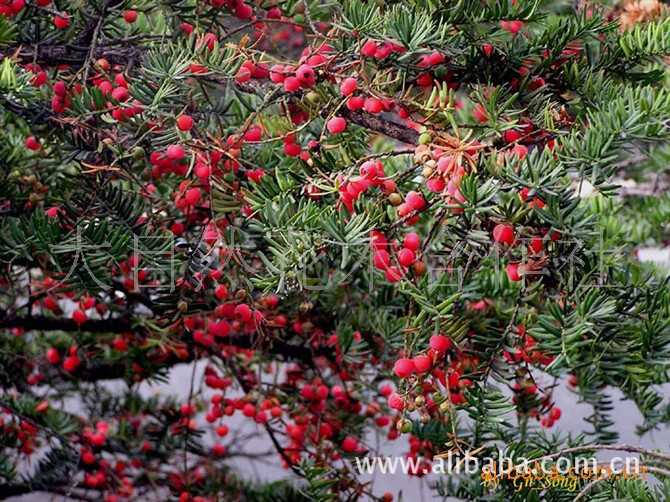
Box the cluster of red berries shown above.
[206,0,253,20]
[513,384,563,428]
[337,160,393,212]
[112,254,151,293]
[503,327,554,367]
[360,39,406,59]
[371,231,423,283]
[392,335,452,380]
[47,345,81,372]
[0,411,39,455]
[269,46,333,91]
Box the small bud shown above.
[177,300,188,312]
[414,396,426,407]
[419,133,431,145]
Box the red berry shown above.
[416,73,433,87]
[397,203,418,225]
[394,358,415,378]
[385,266,402,283]
[412,355,431,373]
[25,137,40,150]
[111,86,129,102]
[529,235,543,254]
[341,437,358,453]
[269,65,285,83]
[295,64,315,85]
[405,191,426,210]
[184,188,201,205]
[53,81,67,97]
[235,3,252,20]
[115,74,128,88]
[510,144,528,159]
[397,248,416,268]
[493,224,515,246]
[215,284,228,300]
[177,115,194,131]
[283,142,301,156]
[363,97,383,114]
[235,66,251,83]
[403,233,420,251]
[373,250,391,270]
[72,309,87,324]
[123,10,137,23]
[361,40,378,57]
[215,424,229,436]
[429,335,451,353]
[63,355,80,372]
[283,76,301,92]
[54,13,69,29]
[31,71,47,87]
[388,393,404,410]
[503,128,523,143]
[234,304,252,323]
[340,78,357,96]
[46,348,60,365]
[242,403,256,417]
[244,127,262,142]
[473,103,487,122]
[112,338,128,352]
[209,321,231,338]
[346,96,365,110]
[167,145,185,160]
[506,263,521,282]
[327,116,346,134]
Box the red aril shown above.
[394,358,415,378]
[429,335,450,353]
[340,78,357,96]
[397,248,416,267]
[177,115,194,131]
[492,224,515,246]
[327,116,346,134]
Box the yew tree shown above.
[1,0,670,500]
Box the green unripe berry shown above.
[305,91,320,104]
[131,146,145,160]
[397,419,412,434]
[388,193,403,206]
